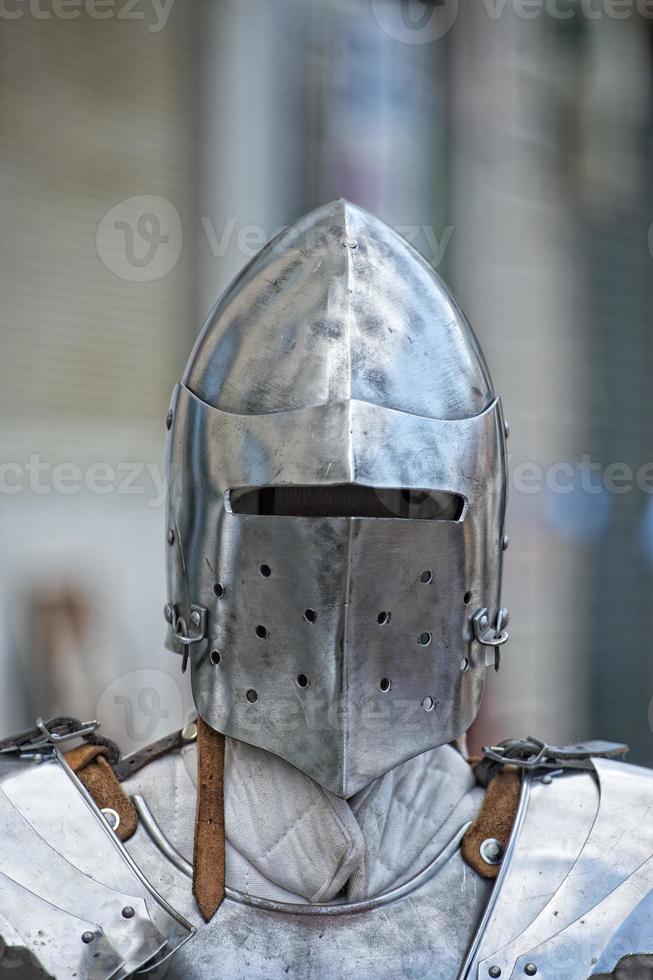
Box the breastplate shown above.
[155,825,492,980]
[134,754,653,979]
[5,726,653,979]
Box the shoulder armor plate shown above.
[462,756,653,978]
[0,736,193,978]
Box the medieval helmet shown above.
[164,200,508,798]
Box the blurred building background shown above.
[1,0,652,761]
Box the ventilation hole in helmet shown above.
[379,677,391,693]
[377,611,391,625]
[213,583,224,598]
[418,631,432,647]
[210,650,222,667]
[259,564,272,577]
[464,591,472,605]
[255,625,268,639]
[246,689,258,703]
[420,570,433,584]
[422,696,435,712]
[304,609,317,624]
[296,673,309,689]
[460,657,469,672]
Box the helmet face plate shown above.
[165,201,507,797]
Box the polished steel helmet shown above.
[164,200,508,797]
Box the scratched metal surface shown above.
[0,751,192,978]
[464,761,653,979]
[147,839,491,980]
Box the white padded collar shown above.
[224,738,364,903]
[123,733,481,906]
[223,738,480,904]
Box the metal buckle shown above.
[482,736,629,774]
[473,607,509,648]
[0,717,100,758]
[473,607,509,671]
[173,605,207,647]
[166,603,207,673]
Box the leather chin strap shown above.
[193,716,226,921]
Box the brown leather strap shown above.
[193,716,225,922]
[461,767,522,879]
[112,729,186,782]
[64,743,138,843]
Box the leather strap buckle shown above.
[0,717,100,758]
[482,736,629,774]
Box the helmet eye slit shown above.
[228,485,464,521]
